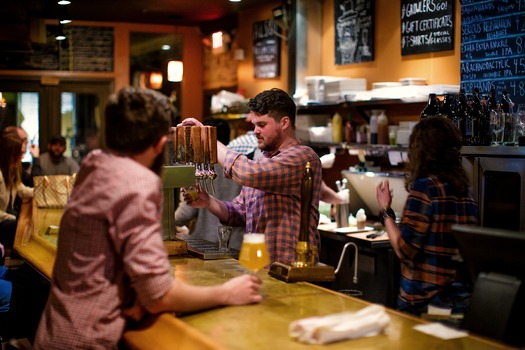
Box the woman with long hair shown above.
[0,134,34,263]
[376,116,478,317]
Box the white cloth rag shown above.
[289,304,390,344]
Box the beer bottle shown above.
[442,93,461,131]
[460,90,474,146]
[420,93,440,119]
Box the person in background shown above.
[227,114,259,159]
[0,135,34,264]
[180,88,323,264]
[1,126,41,186]
[0,135,34,343]
[376,116,478,317]
[39,135,80,175]
[174,117,244,250]
[33,87,261,349]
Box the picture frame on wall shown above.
[334,0,375,65]
[253,19,281,79]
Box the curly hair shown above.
[247,88,296,127]
[0,135,22,189]
[105,87,176,154]
[405,116,470,194]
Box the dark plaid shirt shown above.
[222,140,322,264]
[397,176,478,315]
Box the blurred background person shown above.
[376,116,478,317]
[174,117,244,250]
[39,135,80,175]
[2,126,41,186]
[0,135,34,265]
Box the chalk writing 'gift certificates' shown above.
[401,0,455,55]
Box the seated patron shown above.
[40,135,80,175]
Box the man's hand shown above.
[177,118,203,127]
[182,184,211,208]
[122,299,147,321]
[220,274,262,305]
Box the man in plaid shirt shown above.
[181,88,322,264]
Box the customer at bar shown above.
[33,87,262,349]
[0,135,34,263]
[39,135,80,175]
[376,116,478,317]
[180,88,323,264]
[2,126,42,187]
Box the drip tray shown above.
[181,236,240,260]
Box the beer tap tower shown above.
[268,162,336,283]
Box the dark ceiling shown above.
[1,0,269,28]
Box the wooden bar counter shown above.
[14,201,514,349]
[125,257,513,350]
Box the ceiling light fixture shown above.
[229,0,241,2]
[59,6,72,24]
[58,0,71,5]
[56,25,66,40]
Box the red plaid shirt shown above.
[34,151,173,349]
[222,139,322,264]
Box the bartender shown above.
[180,88,323,264]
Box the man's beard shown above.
[259,129,282,153]
[150,149,166,175]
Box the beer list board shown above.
[460,0,525,106]
[253,20,281,79]
[401,0,455,55]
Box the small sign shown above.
[253,20,281,79]
[401,0,455,55]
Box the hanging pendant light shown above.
[167,60,183,82]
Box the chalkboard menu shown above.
[460,0,525,106]
[401,0,455,55]
[334,0,374,65]
[253,20,281,79]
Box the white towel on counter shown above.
[289,304,390,344]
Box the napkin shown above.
[289,304,390,344]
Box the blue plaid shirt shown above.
[397,177,478,316]
[227,131,258,155]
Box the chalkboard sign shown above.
[401,0,455,55]
[61,26,114,72]
[460,0,525,107]
[334,0,374,65]
[253,20,281,79]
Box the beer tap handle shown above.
[176,126,186,164]
[191,126,204,187]
[201,126,211,193]
[184,126,192,164]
